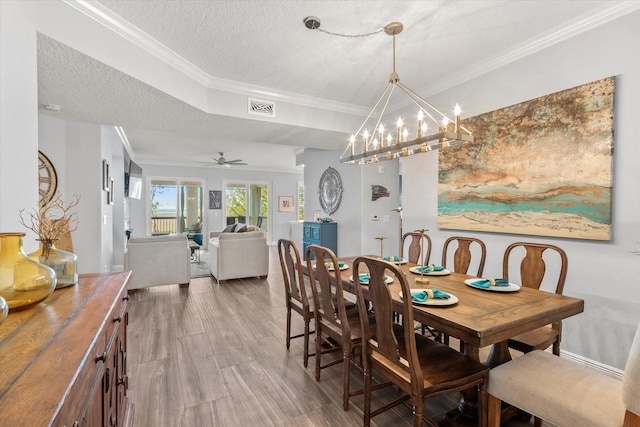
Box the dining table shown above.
[305,255,585,423]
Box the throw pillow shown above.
[235,223,247,233]
[223,223,236,233]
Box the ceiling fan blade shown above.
[226,159,244,164]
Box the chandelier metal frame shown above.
[338,22,474,165]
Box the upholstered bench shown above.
[488,325,640,427]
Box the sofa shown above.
[124,235,191,289]
[208,229,269,282]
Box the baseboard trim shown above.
[560,349,623,380]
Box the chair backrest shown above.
[277,239,309,309]
[352,256,423,392]
[622,323,640,418]
[401,231,432,264]
[306,245,351,337]
[502,242,568,293]
[442,236,487,277]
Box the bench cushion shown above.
[488,350,625,427]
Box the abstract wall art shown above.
[437,76,614,240]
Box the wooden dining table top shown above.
[307,255,584,351]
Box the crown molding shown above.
[62,0,367,116]
[65,1,640,117]
[393,1,640,111]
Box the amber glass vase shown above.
[0,296,7,325]
[0,233,56,310]
[29,240,78,288]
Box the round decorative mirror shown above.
[318,167,343,215]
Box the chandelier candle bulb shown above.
[378,125,385,152]
[454,104,461,133]
[350,135,355,159]
[363,130,369,157]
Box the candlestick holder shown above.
[375,236,387,259]
[415,228,430,285]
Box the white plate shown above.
[399,290,459,306]
[350,275,393,285]
[382,257,407,265]
[314,262,349,271]
[408,266,451,276]
[464,279,521,292]
[326,263,349,271]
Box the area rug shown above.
[190,249,210,278]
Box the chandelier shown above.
[309,20,474,164]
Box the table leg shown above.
[448,341,511,425]
[486,340,512,369]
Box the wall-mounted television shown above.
[124,160,142,199]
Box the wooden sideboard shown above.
[0,272,134,426]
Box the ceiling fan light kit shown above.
[305,18,473,165]
[212,152,248,167]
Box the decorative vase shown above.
[0,233,56,310]
[28,240,78,288]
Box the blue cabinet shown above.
[303,222,337,260]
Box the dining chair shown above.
[502,242,568,356]
[352,256,490,427]
[441,236,487,277]
[277,239,315,367]
[401,231,432,264]
[306,244,368,411]
[488,322,640,427]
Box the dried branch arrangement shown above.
[20,193,80,241]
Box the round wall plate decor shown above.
[318,167,343,215]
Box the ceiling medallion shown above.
[318,167,343,216]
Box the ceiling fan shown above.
[212,152,247,167]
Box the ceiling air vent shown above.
[248,98,275,117]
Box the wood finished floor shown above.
[127,247,545,427]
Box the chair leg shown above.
[315,325,322,381]
[363,367,372,427]
[342,347,351,410]
[412,401,423,427]
[487,394,502,427]
[286,308,292,350]
[478,381,488,427]
[303,318,310,367]
[552,340,560,356]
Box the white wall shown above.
[129,164,302,245]
[399,10,640,369]
[0,2,39,241]
[299,9,640,371]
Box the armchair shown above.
[124,235,191,289]
[208,230,268,282]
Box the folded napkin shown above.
[411,289,450,302]
[325,261,346,269]
[383,256,402,262]
[356,274,390,283]
[416,264,444,273]
[470,278,510,288]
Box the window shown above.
[148,178,204,237]
[223,180,270,233]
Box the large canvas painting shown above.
[437,77,614,240]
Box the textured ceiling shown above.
[36,0,633,172]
